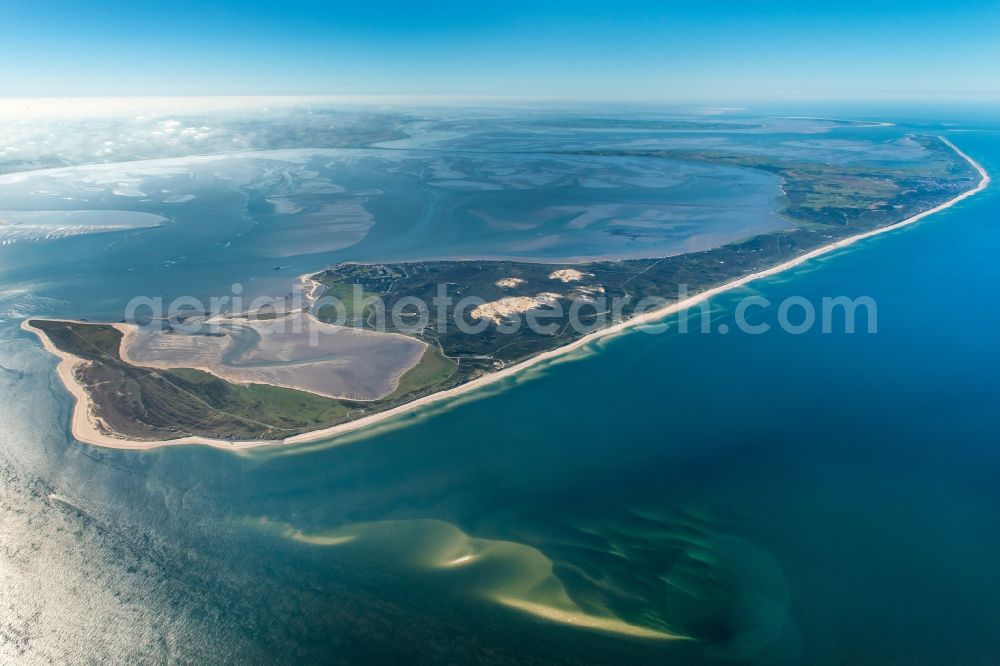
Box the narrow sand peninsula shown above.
[22,137,990,451]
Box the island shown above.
[23,136,989,449]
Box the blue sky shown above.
[2,0,998,101]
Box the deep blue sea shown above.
[1,111,998,663]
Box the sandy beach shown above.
[22,137,990,452]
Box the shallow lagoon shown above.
[0,147,786,270]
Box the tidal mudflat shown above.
[119,311,426,400]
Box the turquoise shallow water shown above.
[1,118,999,663]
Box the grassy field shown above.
[390,345,459,398]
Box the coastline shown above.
[22,137,990,452]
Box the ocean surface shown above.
[1,111,999,663]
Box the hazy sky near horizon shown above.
[2,0,998,102]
